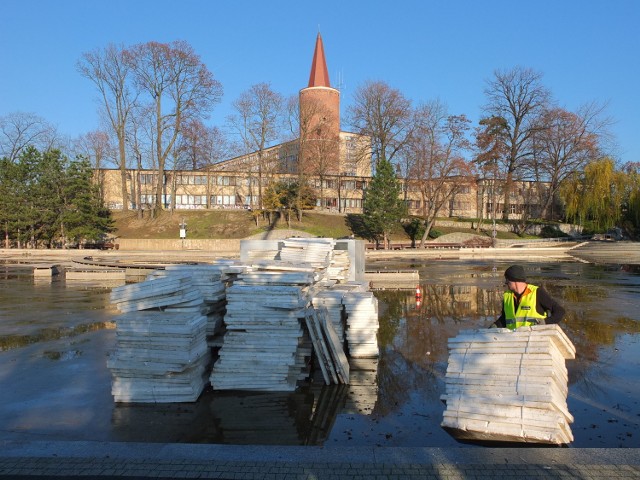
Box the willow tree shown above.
[560,157,625,231]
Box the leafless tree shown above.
[0,112,59,161]
[125,40,223,217]
[473,116,510,232]
[347,80,413,169]
[527,102,611,219]
[407,102,473,244]
[227,82,284,209]
[78,44,138,211]
[73,130,115,203]
[482,66,551,220]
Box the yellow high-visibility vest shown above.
[503,284,547,330]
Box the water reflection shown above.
[1,260,639,447]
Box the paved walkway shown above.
[1,440,639,479]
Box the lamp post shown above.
[179,218,187,248]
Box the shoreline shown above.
[1,244,581,266]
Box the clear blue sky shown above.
[1,0,638,164]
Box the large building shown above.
[100,34,552,222]
[102,33,373,214]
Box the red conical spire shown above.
[308,33,330,88]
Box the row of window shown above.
[402,184,472,194]
[136,194,365,209]
[139,174,368,191]
[140,194,241,206]
[404,200,472,211]
[311,179,367,190]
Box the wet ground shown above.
[0,259,638,448]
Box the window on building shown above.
[139,173,156,185]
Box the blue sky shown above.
[1,0,638,164]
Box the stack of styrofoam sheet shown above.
[146,264,232,340]
[441,324,576,444]
[278,238,336,284]
[328,249,350,283]
[107,311,210,403]
[107,273,212,403]
[209,268,314,391]
[342,291,380,358]
[109,274,202,313]
[240,239,281,262]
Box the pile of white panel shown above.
[328,249,350,283]
[342,291,380,358]
[147,263,234,341]
[209,265,316,392]
[107,273,210,403]
[441,324,575,444]
[278,237,336,266]
[110,273,202,313]
[107,311,210,403]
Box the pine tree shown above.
[60,157,113,246]
[362,158,407,248]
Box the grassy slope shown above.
[110,210,522,241]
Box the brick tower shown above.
[298,33,341,175]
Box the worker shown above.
[492,264,565,329]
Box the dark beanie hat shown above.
[505,264,527,282]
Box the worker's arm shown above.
[537,287,566,324]
[490,307,506,328]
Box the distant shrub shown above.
[540,225,570,238]
[429,228,444,239]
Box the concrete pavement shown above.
[1,440,639,479]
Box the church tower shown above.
[298,33,341,175]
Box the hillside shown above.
[110,210,518,244]
[110,210,356,240]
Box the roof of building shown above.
[307,33,330,88]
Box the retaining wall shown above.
[115,238,241,252]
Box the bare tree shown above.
[527,102,610,219]
[125,40,223,217]
[482,67,551,220]
[73,130,114,203]
[179,119,228,170]
[473,116,510,233]
[347,80,413,169]
[227,82,283,210]
[0,112,59,162]
[408,102,472,244]
[78,44,138,211]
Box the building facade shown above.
[99,33,554,222]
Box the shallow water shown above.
[0,259,638,447]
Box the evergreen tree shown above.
[1,148,112,248]
[362,158,407,248]
[60,157,113,246]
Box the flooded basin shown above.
[0,259,638,447]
